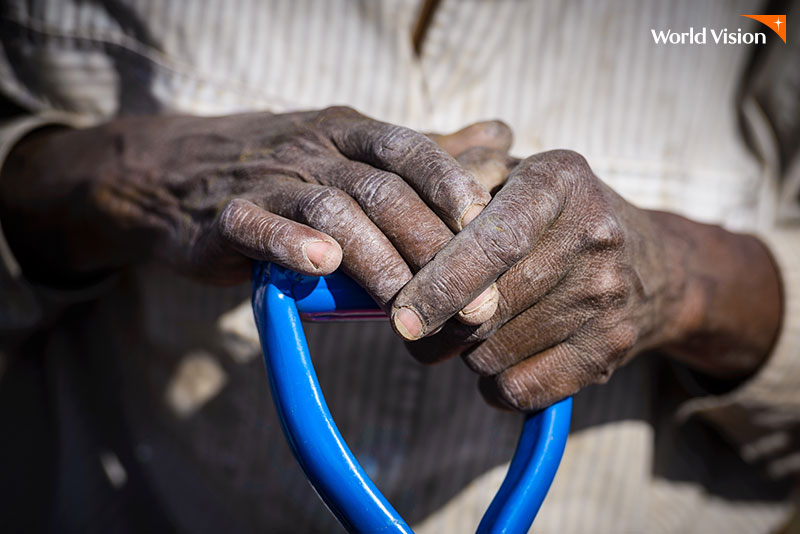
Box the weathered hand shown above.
[0,108,508,310]
[391,150,782,411]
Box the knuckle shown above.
[217,199,301,259]
[495,374,526,411]
[481,119,513,145]
[530,149,592,194]
[583,323,637,384]
[584,267,630,309]
[509,160,565,217]
[319,105,359,120]
[548,149,591,175]
[428,166,488,220]
[258,219,296,256]
[582,214,625,251]
[606,322,638,356]
[576,343,616,385]
[298,186,356,222]
[273,138,310,160]
[423,268,478,311]
[496,370,538,412]
[217,199,249,239]
[349,169,402,210]
[479,212,532,269]
[314,107,363,138]
[369,125,422,162]
[588,355,615,385]
[268,142,300,165]
[373,266,413,307]
[315,186,352,207]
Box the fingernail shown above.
[393,307,424,340]
[462,284,497,315]
[304,240,332,269]
[460,203,484,229]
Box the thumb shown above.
[427,120,513,158]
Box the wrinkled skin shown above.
[391,150,783,411]
[0,107,510,313]
[0,111,782,414]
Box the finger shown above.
[427,120,513,158]
[454,216,578,337]
[465,251,636,375]
[313,158,500,320]
[456,147,519,193]
[488,321,637,412]
[405,246,582,370]
[488,342,584,412]
[318,107,491,231]
[217,198,342,275]
[463,294,586,376]
[316,158,452,269]
[404,220,578,353]
[391,152,574,340]
[263,177,412,308]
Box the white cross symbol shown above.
[775,18,783,29]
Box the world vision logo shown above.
[741,14,786,43]
[651,14,786,45]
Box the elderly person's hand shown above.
[0,107,509,311]
[391,150,783,411]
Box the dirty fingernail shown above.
[394,307,424,340]
[462,284,498,315]
[304,241,332,269]
[460,203,484,229]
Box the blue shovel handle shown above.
[251,262,571,534]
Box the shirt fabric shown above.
[0,1,799,533]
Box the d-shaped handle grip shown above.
[251,263,571,534]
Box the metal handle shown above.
[251,262,571,534]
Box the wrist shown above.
[647,211,782,380]
[0,125,146,287]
